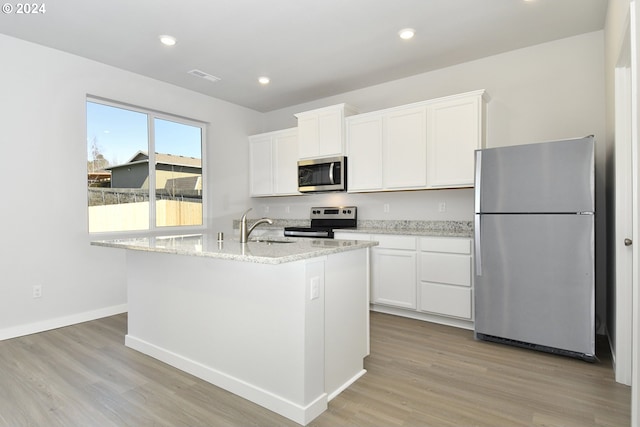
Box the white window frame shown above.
[87,96,207,236]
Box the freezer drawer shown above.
[474,213,595,356]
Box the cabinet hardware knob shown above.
[625,238,633,246]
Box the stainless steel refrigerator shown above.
[474,136,596,361]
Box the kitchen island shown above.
[91,234,377,425]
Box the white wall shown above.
[258,31,606,218]
[258,31,605,222]
[0,34,260,339]
[257,31,607,328]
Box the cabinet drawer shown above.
[420,253,471,286]
[419,282,471,319]
[373,235,417,250]
[420,237,471,254]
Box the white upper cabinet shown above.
[385,106,427,189]
[272,130,299,195]
[427,91,485,188]
[346,90,486,193]
[346,114,384,191]
[249,128,299,197]
[295,104,357,159]
[249,134,273,196]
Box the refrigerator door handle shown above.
[475,214,482,276]
[474,150,482,213]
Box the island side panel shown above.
[124,250,327,424]
[324,248,369,399]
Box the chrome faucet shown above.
[239,208,273,243]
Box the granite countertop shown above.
[236,219,474,238]
[335,220,473,238]
[91,233,378,265]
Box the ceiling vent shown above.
[188,69,221,83]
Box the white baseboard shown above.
[371,304,474,330]
[0,303,128,341]
[125,334,328,426]
[328,369,366,401]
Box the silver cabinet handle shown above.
[625,238,633,246]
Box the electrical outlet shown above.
[285,206,291,214]
[383,203,390,213]
[438,202,446,212]
[32,285,42,298]
[310,277,319,300]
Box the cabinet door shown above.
[297,106,346,159]
[317,109,343,157]
[273,130,299,195]
[427,95,482,187]
[347,115,383,191]
[384,106,427,189]
[249,135,273,196]
[297,115,319,159]
[372,248,417,309]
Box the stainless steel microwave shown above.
[298,156,347,193]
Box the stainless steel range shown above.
[284,206,357,238]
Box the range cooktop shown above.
[284,206,357,238]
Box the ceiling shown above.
[0,0,607,112]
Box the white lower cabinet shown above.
[334,231,474,329]
[418,237,473,320]
[371,235,417,309]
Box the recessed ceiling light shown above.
[159,35,177,46]
[258,76,270,85]
[398,28,415,40]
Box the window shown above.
[87,99,204,233]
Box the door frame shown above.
[614,11,633,387]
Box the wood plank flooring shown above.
[0,312,630,426]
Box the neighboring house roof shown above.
[106,151,201,170]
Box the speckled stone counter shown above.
[234,219,474,238]
[338,220,473,238]
[91,233,377,265]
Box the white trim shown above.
[125,334,328,426]
[327,369,366,401]
[370,304,474,330]
[631,1,640,424]
[614,11,634,386]
[0,304,127,341]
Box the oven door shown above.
[298,156,346,192]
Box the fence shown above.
[88,190,202,232]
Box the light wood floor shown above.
[0,312,630,427]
